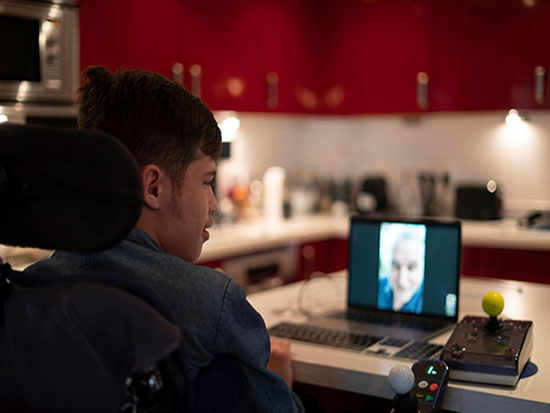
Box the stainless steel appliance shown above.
[455,183,502,220]
[0,103,77,127]
[0,0,79,104]
[222,245,298,294]
[356,175,389,213]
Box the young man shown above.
[25,66,302,412]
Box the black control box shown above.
[440,316,533,386]
[411,360,449,412]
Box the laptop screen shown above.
[348,216,461,320]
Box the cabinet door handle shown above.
[417,72,429,110]
[302,244,315,279]
[266,71,279,110]
[534,66,545,105]
[171,62,184,85]
[190,64,202,98]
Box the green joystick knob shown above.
[482,291,504,317]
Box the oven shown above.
[0,0,79,104]
[0,103,78,128]
[222,245,298,294]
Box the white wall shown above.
[219,110,550,216]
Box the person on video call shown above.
[378,234,425,313]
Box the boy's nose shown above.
[209,189,218,214]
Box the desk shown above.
[248,272,550,412]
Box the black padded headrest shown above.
[0,123,142,251]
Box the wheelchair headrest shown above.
[0,124,142,252]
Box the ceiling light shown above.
[219,115,240,142]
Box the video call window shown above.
[348,218,460,318]
[377,222,427,314]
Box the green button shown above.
[425,395,434,402]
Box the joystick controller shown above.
[388,365,418,413]
[441,290,534,386]
[388,360,449,413]
[482,291,504,332]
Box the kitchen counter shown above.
[198,215,550,262]
[460,219,550,251]
[248,272,550,412]
[2,215,548,270]
[199,215,350,262]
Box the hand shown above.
[267,337,293,388]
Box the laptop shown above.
[271,215,461,356]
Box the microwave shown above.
[0,103,78,128]
[0,0,79,104]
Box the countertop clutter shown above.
[2,215,549,272]
[198,215,550,263]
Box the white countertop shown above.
[460,219,550,250]
[248,272,550,412]
[198,215,550,262]
[2,215,548,269]
[199,215,349,262]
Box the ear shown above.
[141,164,167,210]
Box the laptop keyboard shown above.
[269,322,443,360]
[269,322,381,351]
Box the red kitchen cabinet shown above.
[323,0,550,113]
[316,0,432,114]
[176,0,317,113]
[80,0,186,77]
[461,246,550,284]
[431,0,550,111]
[80,0,550,114]
[80,0,317,113]
[197,259,223,271]
[297,238,348,280]
[80,0,434,114]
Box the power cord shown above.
[295,270,344,317]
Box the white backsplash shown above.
[219,110,550,217]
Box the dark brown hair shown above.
[77,66,222,184]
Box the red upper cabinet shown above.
[80,0,550,114]
[80,0,317,113]
[430,0,550,111]
[80,0,186,76]
[316,0,432,114]
[179,0,317,113]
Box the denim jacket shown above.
[22,228,303,412]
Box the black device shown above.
[455,184,502,220]
[356,176,389,213]
[440,316,533,386]
[440,290,534,387]
[411,360,449,412]
[388,360,449,413]
[526,210,550,230]
[270,215,461,360]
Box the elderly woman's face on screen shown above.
[389,237,424,304]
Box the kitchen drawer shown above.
[461,246,550,284]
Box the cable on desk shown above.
[296,271,342,316]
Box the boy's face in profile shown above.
[389,237,424,307]
[159,150,217,262]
